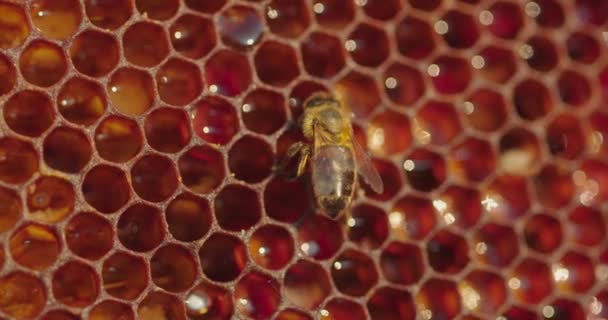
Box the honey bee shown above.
[279,91,384,218]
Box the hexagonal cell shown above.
[464,88,508,132]
[102,251,148,300]
[214,184,261,231]
[82,165,130,213]
[485,2,524,39]
[415,101,461,145]
[265,175,311,223]
[156,58,203,107]
[530,0,564,28]
[95,116,143,163]
[165,193,211,242]
[367,110,412,157]
[192,96,239,145]
[234,271,280,320]
[43,126,92,174]
[347,203,388,250]
[390,195,437,240]
[228,136,274,183]
[185,0,225,13]
[396,16,435,60]
[403,148,446,192]
[249,224,294,270]
[567,32,600,64]
[255,41,299,87]
[297,213,344,260]
[474,223,519,267]
[523,36,559,72]
[334,71,380,119]
[359,159,402,202]
[331,249,378,297]
[476,45,517,83]
[0,272,46,319]
[205,49,252,97]
[185,281,233,319]
[0,2,30,49]
[218,5,264,49]
[26,176,74,223]
[9,223,60,270]
[266,0,310,38]
[429,55,472,94]
[4,90,55,137]
[588,111,608,156]
[367,287,415,320]
[383,63,424,107]
[301,32,345,78]
[450,137,496,183]
[438,10,479,49]
[135,0,178,20]
[144,107,191,154]
[52,261,99,308]
[276,309,312,320]
[576,159,608,205]
[0,53,16,96]
[312,0,355,29]
[84,0,132,30]
[88,300,134,320]
[170,14,216,59]
[499,127,542,176]
[118,204,165,252]
[361,0,400,20]
[546,113,586,159]
[558,70,592,107]
[178,145,225,194]
[151,244,197,293]
[138,291,185,320]
[65,212,113,261]
[436,185,482,229]
[0,186,22,233]
[524,213,562,254]
[41,310,81,320]
[427,229,469,274]
[0,137,39,184]
[347,23,390,67]
[511,257,553,304]
[131,154,179,202]
[533,164,574,210]
[575,0,608,25]
[417,278,461,320]
[199,232,247,282]
[321,298,366,320]
[567,206,606,246]
[554,251,595,294]
[57,77,106,126]
[122,22,169,67]
[108,67,155,116]
[31,0,82,40]
[72,30,119,79]
[241,89,286,135]
[284,260,332,309]
[461,271,507,315]
[544,298,585,320]
[484,175,531,221]
[19,39,67,87]
[380,241,423,285]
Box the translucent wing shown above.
[352,135,384,194]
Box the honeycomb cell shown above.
[531,0,564,28]
[235,272,280,319]
[438,185,482,229]
[545,298,585,320]
[284,260,331,309]
[511,257,553,304]
[502,305,538,320]
[359,159,402,202]
[170,15,216,59]
[301,32,345,78]
[57,77,106,126]
[450,137,496,183]
[84,0,132,30]
[0,186,21,233]
[4,90,54,137]
[41,310,81,320]
[524,213,562,254]
[255,41,300,87]
[0,53,16,95]
[65,212,113,261]
[118,204,165,252]
[476,46,517,83]
[403,148,446,192]
[265,176,311,223]
[367,110,412,157]
[151,244,197,293]
[70,30,120,78]
[138,291,185,320]
[439,10,480,49]
[52,261,99,308]
[109,68,155,116]
[102,252,148,300]
[474,223,519,267]
[380,241,424,285]
[123,22,169,67]
[321,298,366,320]
[249,224,294,270]
[575,0,608,25]
[429,55,472,94]
[214,185,261,231]
[266,0,310,39]
[218,5,264,50]
[205,50,252,97]
[9,223,60,270]
[178,145,225,194]
[427,229,469,274]
[31,0,82,40]
[485,175,531,221]
[185,0,225,13]
[228,136,273,183]
[297,214,343,260]
[156,58,203,107]
[19,39,67,87]
[241,89,286,135]
[89,300,134,320]
[558,70,592,107]
[546,114,585,159]
[0,272,46,319]
[390,195,437,240]
[499,128,542,176]
[312,0,355,29]
[577,159,608,204]
[135,0,178,20]
[415,101,461,145]
[534,164,574,210]
[555,251,595,294]
[347,23,390,67]
[95,116,143,163]
[463,88,507,133]
[346,204,387,250]
[567,206,605,247]
[144,107,191,153]
[199,232,247,282]
[0,137,38,184]
[192,96,239,145]
[461,270,507,315]
[367,287,415,320]
[591,291,608,319]
[130,154,179,202]
[409,0,442,10]
[417,278,461,320]
[362,0,400,20]
[335,71,380,119]
[43,126,92,173]
[588,111,608,156]
[396,16,435,60]
[185,281,233,320]
[82,165,130,213]
[276,309,312,320]
[567,32,600,64]
[524,37,558,72]
[331,249,378,297]
[0,2,29,49]
[165,193,211,242]
[26,176,74,223]
[486,2,524,39]
[383,63,425,107]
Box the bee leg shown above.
[295,145,310,178]
[275,142,308,180]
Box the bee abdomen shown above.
[312,145,355,218]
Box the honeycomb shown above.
[0,0,607,319]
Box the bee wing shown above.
[352,135,384,194]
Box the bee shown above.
[278,91,384,218]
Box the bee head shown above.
[303,91,339,109]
